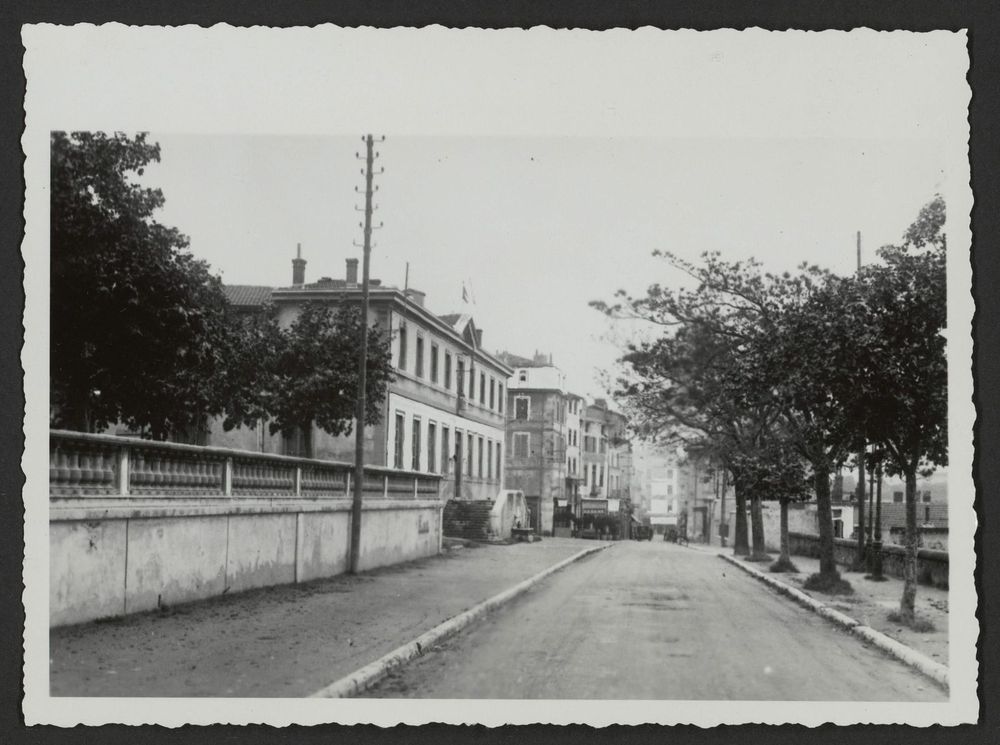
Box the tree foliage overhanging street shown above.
[50,131,393,445]
[593,195,947,623]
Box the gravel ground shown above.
[50,537,598,697]
[736,552,949,664]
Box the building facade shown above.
[501,352,577,535]
[215,250,512,501]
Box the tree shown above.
[50,131,234,439]
[258,301,394,458]
[854,196,947,623]
[593,252,800,558]
[762,270,872,594]
[215,303,285,433]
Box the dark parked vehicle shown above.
[633,525,654,541]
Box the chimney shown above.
[404,289,426,308]
[475,329,483,347]
[346,258,359,285]
[292,243,306,285]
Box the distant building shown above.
[580,399,632,533]
[215,248,512,501]
[500,351,584,535]
[644,453,683,535]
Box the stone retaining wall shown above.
[786,532,948,589]
[49,431,444,626]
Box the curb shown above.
[310,542,612,697]
[718,552,949,690]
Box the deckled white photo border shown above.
[20,24,976,726]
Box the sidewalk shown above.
[50,537,603,698]
[735,552,948,665]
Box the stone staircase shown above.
[442,499,494,541]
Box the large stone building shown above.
[500,352,583,535]
[500,354,635,537]
[217,249,512,501]
[580,399,631,521]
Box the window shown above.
[430,343,439,383]
[667,485,674,496]
[457,359,465,397]
[487,441,493,479]
[923,491,932,503]
[893,491,904,503]
[519,369,527,382]
[490,378,496,409]
[478,437,484,478]
[515,396,529,420]
[428,422,437,474]
[496,443,502,481]
[398,323,407,370]
[469,367,475,400]
[591,464,597,488]
[514,432,530,458]
[479,373,486,404]
[441,426,450,474]
[411,416,421,470]
[924,506,931,522]
[467,433,474,477]
[415,336,425,377]
[498,383,504,413]
[599,466,604,487]
[394,413,405,468]
[444,351,452,389]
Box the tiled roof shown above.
[498,351,540,368]
[223,285,273,307]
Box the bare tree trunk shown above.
[770,497,798,573]
[748,494,768,561]
[813,464,838,577]
[733,480,750,556]
[855,445,866,569]
[780,498,791,564]
[899,467,919,620]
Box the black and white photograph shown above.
[20,25,976,727]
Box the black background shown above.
[1,1,996,743]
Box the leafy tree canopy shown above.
[50,131,233,438]
[264,302,394,440]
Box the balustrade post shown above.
[224,457,233,496]
[294,466,302,497]
[413,477,418,500]
[345,471,352,498]
[383,474,388,499]
[117,447,130,496]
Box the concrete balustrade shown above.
[48,430,444,626]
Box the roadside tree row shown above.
[593,197,947,624]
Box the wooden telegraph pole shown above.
[854,230,868,571]
[350,134,384,575]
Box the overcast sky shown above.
[140,133,950,400]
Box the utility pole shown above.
[854,229,868,571]
[350,134,384,575]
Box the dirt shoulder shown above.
[744,553,949,665]
[50,537,600,697]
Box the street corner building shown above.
[220,249,512,503]
[500,353,634,538]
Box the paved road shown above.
[368,541,946,700]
